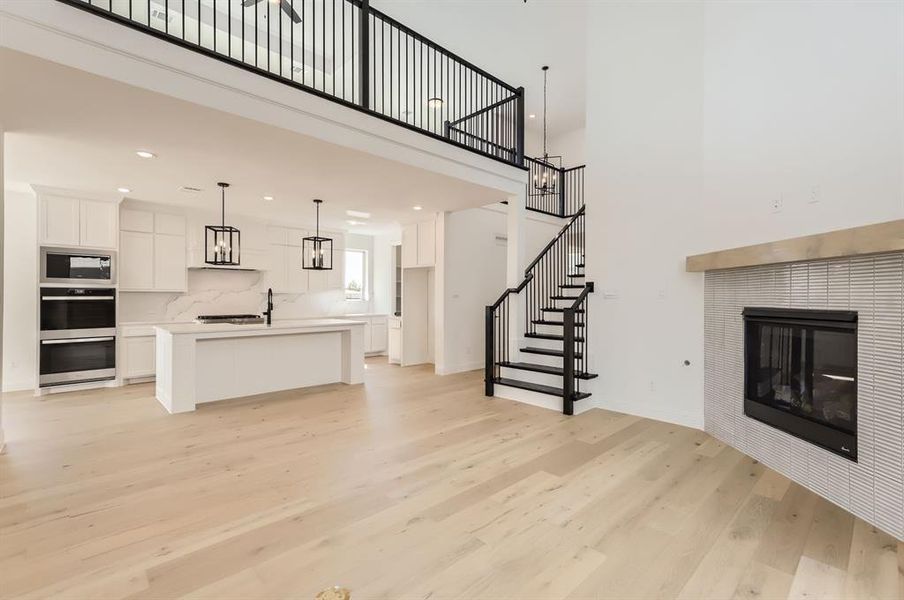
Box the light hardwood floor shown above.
[1,359,901,599]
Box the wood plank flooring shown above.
[0,358,900,599]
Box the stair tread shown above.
[494,377,592,400]
[567,273,585,278]
[531,320,585,328]
[541,307,586,313]
[575,263,585,268]
[521,346,584,358]
[525,332,585,341]
[559,284,585,289]
[499,361,598,380]
[550,295,580,300]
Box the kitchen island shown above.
[154,319,365,413]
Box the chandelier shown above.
[533,65,562,196]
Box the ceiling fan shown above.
[243,0,302,24]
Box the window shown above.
[344,249,368,301]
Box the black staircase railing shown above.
[562,281,593,416]
[525,158,584,217]
[57,0,525,168]
[486,206,591,414]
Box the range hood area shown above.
[187,266,262,272]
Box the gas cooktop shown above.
[195,314,265,325]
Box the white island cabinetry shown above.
[155,319,365,413]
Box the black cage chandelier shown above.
[302,199,333,270]
[533,65,562,196]
[205,182,241,266]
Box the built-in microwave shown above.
[40,247,116,286]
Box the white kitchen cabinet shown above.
[119,231,155,290]
[401,224,418,268]
[80,199,119,249]
[401,219,435,268]
[122,336,155,379]
[39,193,119,249]
[40,195,82,246]
[120,209,187,291]
[370,317,388,353]
[154,233,187,291]
[120,208,154,232]
[388,316,401,364]
[287,254,310,293]
[416,220,435,266]
[266,244,308,293]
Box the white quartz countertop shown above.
[155,318,365,337]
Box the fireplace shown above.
[743,307,858,461]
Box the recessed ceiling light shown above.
[412,206,423,211]
[346,209,371,219]
[180,186,203,193]
[346,220,364,226]
[529,114,536,119]
[135,150,156,159]
[117,187,131,193]
[263,195,274,201]
[427,97,444,109]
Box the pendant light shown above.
[532,65,562,196]
[205,182,241,265]
[302,199,333,270]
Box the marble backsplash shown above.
[119,269,370,323]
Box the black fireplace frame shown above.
[742,307,858,462]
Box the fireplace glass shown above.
[743,307,857,460]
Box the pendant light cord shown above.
[542,66,549,159]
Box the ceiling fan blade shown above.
[242,0,259,6]
[280,0,302,23]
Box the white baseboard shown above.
[435,361,483,376]
[1,378,35,393]
[599,400,703,430]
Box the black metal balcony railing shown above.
[58,0,525,168]
[525,157,584,218]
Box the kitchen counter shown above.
[154,319,365,414]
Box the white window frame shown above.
[344,248,368,301]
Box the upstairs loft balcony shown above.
[57,0,526,168]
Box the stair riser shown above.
[521,335,578,350]
[532,324,586,337]
[516,351,565,368]
[499,366,564,388]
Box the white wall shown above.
[584,0,904,428]
[2,189,38,391]
[439,204,561,374]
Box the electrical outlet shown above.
[808,186,821,204]
[771,194,783,213]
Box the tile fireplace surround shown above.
[703,251,903,539]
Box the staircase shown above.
[485,162,594,415]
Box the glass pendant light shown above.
[205,182,241,265]
[302,199,333,270]
[532,66,562,197]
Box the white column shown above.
[506,184,527,357]
[0,125,5,452]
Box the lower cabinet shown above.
[122,335,155,380]
[342,315,389,354]
[388,316,401,364]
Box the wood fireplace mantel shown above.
[686,219,904,272]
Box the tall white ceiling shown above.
[372,0,588,147]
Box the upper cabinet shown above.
[401,217,435,268]
[265,226,345,294]
[39,192,119,249]
[120,208,187,292]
